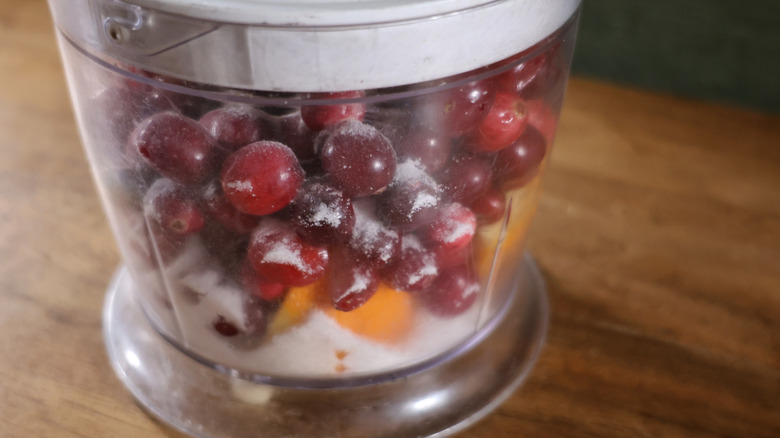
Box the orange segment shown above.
[267,279,324,336]
[323,283,414,344]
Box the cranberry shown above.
[274,112,317,162]
[241,261,286,302]
[221,141,304,216]
[95,86,177,145]
[287,178,355,245]
[471,188,507,224]
[213,316,240,337]
[319,119,396,197]
[419,203,476,256]
[199,106,270,151]
[348,198,401,267]
[143,178,205,238]
[365,105,410,146]
[327,247,379,312]
[248,218,328,286]
[496,53,547,98]
[465,92,528,152]
[421,265,480,317]
[130,111,225,186]
[435,244,472,270]
[438,153,493,205]
[301,90,367,131]
[383,235,438,293]
[525,99,558,145]
[415,80,494,137]
[494,125,547,190]
[394,128,452,174]
[200,180,259,234]
[378,159,441,231]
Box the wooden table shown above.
[1,1,778,437]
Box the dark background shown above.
[572,0,780,113]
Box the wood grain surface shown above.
[1,1,778,437]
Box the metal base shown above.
[103,253,549,438]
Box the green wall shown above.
[572,0,780,113]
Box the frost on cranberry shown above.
[143,178,205,240]
[378,159,441,231]
[220,141,304,216]
[394,128,452,174]
[199,105,270,152]
[383,234,438,293]
[95,86,177,146]
[201,180,259,234]
[319,119,397,197]
[438,153,493,205]
[130,111,225,186]
[421,264,480,317]
[287,177,355,245]
[327,247,379,312]
[419,202,476,256]
[348,198,401,267]
[414,80,494,137]
[248,218,328,286]
[301,90,367,131]
[493,125,547,190]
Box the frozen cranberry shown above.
[378,159,441,231]
[213,316,240,337]
[471,188,507,224]
[435,244,472,270]
[199,106,270,151]
[221,141,304,216]
[465,92,528,152]
[419,203,476,256]
[348,198,401,267]
[496,53,547,98]
[212,295,267,339]
[248,219,328,286]
[241,261,286,302]
[438,153,493,205]
[143,178,205,238]
[327,247,379,312]
[131,111,225,186]
[319,119,396,197]
[200,180,259,234]
[365,105,410,146]
[274,112,317,162]
[494,125,547,190]
[199,222,249,270]
[96,86,177,144]
[383,235,438,293]
[394,129,452,174]
[525,99,558,145]
[415,80,494,137]
[288,178,355,245]
[301,90,367,131]
[421,265,480,317]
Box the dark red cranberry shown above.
[378,159,441,231]
[248,218,329,286]
[438,153,493,205]
[471,188,507,224]
[287,178,355,245]
[494,125,547,190]
[383,235,438,293]
[327,247,379,312]
[394,128,452,173]
[418,202,476,256]
[131,111,225,186]
[143,178,205,238]
[421,264,480,317]
[301,90,367,131]
[96,86,177,145]
[201,180,260,234]
[274,112,317,162]
[415,80,494,137]
[435,244,472,270]
[496,53,548,98]
[213,316,240,337]
[348,198,401,267]
[221,141,304,216]
[319,119,396,197]
[525,99,558,145]
[465,92,528,152]
[199,106,270,151]
[241,261,286,302]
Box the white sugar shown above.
[225,180,253,192]
[309,202,342,227]
[262,244,312,274]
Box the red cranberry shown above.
[383,235,438,293]
[394,129,452,174]
[248,218,329,286]
[241,261,286,302]
[213,316,240,337]
[327,247,379,312]
[301,90,367,131]
[200,180,259,234]
[274,112,317,162]
[438,153,493,205]
[465,92,528,152]
[494,125,547,190]
[471,188,507,224]
[131,111,225,186]
[435,244,472,270]
[199,106,270,151]
[287,178,355,245]
[419,202,476,256]
[415,80,494,137]
[348,198,401,267]
[143,178,205,238]
[221,141,304,216]
[319,119,396,197]
[525,99,558,145]
[378,159,441,231]
[421,265,480,317]
[496,53,547,98]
